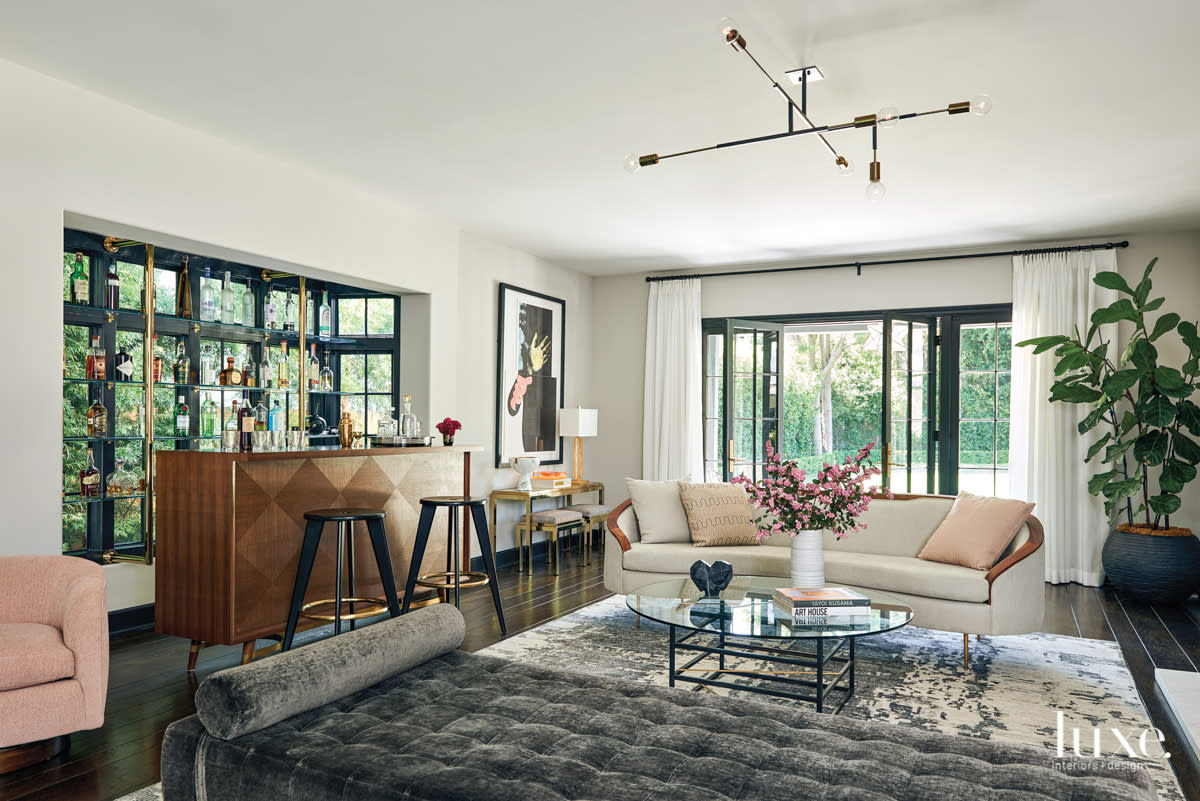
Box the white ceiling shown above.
[1,0,1197,275]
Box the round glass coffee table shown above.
[627,575,913,713]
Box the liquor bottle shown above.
[241,280,255,327]
[200,267,217,322]
[277,342,290,389]
[243,358,256,388]
[259,351,273,389]
[104,261,120,309]
[79,448,101,499]
[152,336,165,382]
[176,255,193,318]
[200,397,219,437]
[268,400,284,431]
[219,356,243,386]
[69,252,89,305]
[86,396,108,437]
[173,341,190,384]
[283,289,295,332]
[308,344,320,390]
[238,395,255,451]
[306,292,315,334]
[221,271,236,325]
[174,395,190,437]
[319,351,334,391]
[86,335,106,380]
[114,342,133,382]
[254,398,269,431]
[199,345,217,385]
[318,291,331,338]
[225,400,240,450]
[264,291,277,330]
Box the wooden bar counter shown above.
[154,445,479,658]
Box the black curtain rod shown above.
[644,240,1130,283]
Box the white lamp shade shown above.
[558,408,598,438]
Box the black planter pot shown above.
[1101,526,1200,604]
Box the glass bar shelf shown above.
[63,493,147,505]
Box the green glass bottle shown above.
[69,251,89,305]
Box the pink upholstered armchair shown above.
[0,555,108,773]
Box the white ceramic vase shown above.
[789,529,825,588]
[510,456,540,491]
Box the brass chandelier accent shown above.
[624,17,992,200]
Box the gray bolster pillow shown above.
[195,604,465,740]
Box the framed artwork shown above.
[495,283,565,468]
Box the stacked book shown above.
[773,587,871,625]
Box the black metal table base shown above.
[668,624,856,714]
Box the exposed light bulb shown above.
[877,107,900,128]
[970,94,992,116]
[865,181,887,201]
[623,153,642,174]
[717,16,744,50]
[836,156,855,175]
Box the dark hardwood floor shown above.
[2,550,1197,801]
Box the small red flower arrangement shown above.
[436,417,462,444]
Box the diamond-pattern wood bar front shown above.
[155,447,478,655]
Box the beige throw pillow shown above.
[917,491,1035,571]
[625,478,692,543]
[677,482,761,547]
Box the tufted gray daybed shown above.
[161,604,1155,801]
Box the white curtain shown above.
[643,278,703,481]
[1010,250,1118,585]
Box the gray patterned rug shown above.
[114,596,1183,801]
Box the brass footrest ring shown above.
[414,570,490,590]
[300,597,388,622]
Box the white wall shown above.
[590,231,1200,532]
[0,57,592,608]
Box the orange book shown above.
[774,587,870,607]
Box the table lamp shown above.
[558,407,598,484]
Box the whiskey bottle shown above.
[85,335,107,380]
[241,280,255,327]
[219,356,243,386]
[308,344,320,390]
[243,359,256,388]
[318,291,331,338]
[86,396,108,437]
[239,395,255,451]
[104,261,120,309]
[221,271,236,325]
[173,342,190,384]
[79,448,101,499]
[176,255,193,319]
[319,352,334,391]
[69,252,89,305]
[152,336,165,382]
[277,342,290,389]
[114,343,133,382]
[200,397,219,437]
[174,395,190,437]
[200,267,217,322]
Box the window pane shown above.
[63,503,87,553]
[960,325,996,370]
[116,329,145,383]
[338,298,366,336]
[63,442,86,501]
[366,353,392,394]
[153,386,177,438]
[959,373,996,419]
[997,325,1013,371]
[63,382,88,438]
[367,395,392,435]
[64,324,89,379]
[341,354,365,393]
[154,268,176,315]
[63,252,91,304]
[997,373,1011,420]
[366,298,394,336]
[114,384,146,438]
[959,421,996,468]
[115,441,145,486]
[116,260,145,312]
[113,498,143,545]
[344,394,365,434]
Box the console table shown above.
[488,480,604,553]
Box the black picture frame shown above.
[495,283,565,468]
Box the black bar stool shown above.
[282,508,402,651]
[401,496,506,634]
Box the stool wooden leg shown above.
[469,503,507,635]
[402,504,438,614]
[187,640,202,671]
[240,640,255,665]
[551,526,560,576]
[365,518,402,618]
[284,518,325,651]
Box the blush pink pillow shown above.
[917,491,1035,571]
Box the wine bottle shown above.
[69,252,89,305]
[176,255,193,318]
[239,395,255,451]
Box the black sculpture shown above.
[689,559,734,597]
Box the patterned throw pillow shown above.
[677,482,761,547]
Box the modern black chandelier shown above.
[624,17,991,200]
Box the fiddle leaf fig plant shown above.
[1017,258,1200,528]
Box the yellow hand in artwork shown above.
[528,333,551,373]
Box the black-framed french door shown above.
[703,319,783,482]
[882,314,937,493]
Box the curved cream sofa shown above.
[604,493,1045,662]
